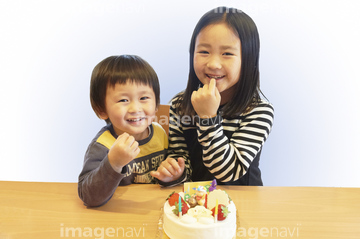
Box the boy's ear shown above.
[98,111,109,120]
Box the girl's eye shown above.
[140,96,150,101]
[118,99,128,103]
[198,51,209,54]
[223,52,234,56]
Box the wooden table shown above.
[0,181,359,238]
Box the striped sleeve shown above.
[198,101,274,182]
[166,96,192,182]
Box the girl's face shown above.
[99,81,157,141]
[193,23,241,103]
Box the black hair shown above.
[90,55,160,121]
[180,6,263,117]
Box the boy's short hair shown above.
[90,55,160,119]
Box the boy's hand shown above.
[150,157,185,182]
[108,133,140,173]
[191,78,221,118]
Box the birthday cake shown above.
[163,180,236,239]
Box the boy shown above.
[78,55,184,207]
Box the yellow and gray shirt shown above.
[78,122,167,207]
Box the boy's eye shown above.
[118,99,128,103]
[223,52,234,56]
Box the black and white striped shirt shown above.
[167,95,274,185]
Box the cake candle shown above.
[214,199,218,223]
[178,194,182,218]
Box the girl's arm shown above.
[198,102,274,182]
[165,97,192,183]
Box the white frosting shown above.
[163,200,236,239]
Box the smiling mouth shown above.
[206,74,225,80]
[127,117,146,122]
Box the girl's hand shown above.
[108,133,140,173]
[150,157,185,182]
[191,78,221,118]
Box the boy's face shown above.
[99,81,157,141]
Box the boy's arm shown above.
[152,157,188,187]
[78,142,124,207]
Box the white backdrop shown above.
[1,0,359,186]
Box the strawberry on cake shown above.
[162,180,236,239]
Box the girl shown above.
[151,7,274,186]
